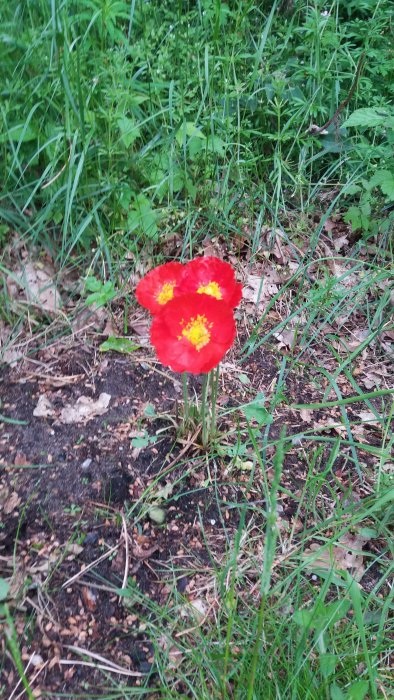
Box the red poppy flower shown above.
[178,256,242,308]
[150,293,236,374]
[136,262,184,314]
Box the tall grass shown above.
[1,0,393,270]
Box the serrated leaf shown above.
[85,280,117,307]
[369,169,394,201]
[342,107,391,129]
[241,393,273,425]
[85,276,103,292]
[344,206,369,232]
[117,116,140,148]
[99,337,140,354]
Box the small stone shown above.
[31,653,44,667]
[81,458,92,470]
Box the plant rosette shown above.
[135,261,184,314]
[177,256,242,308]
[150,293,236,374]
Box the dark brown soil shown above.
[0,338,388,697]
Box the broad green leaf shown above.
[347,681,369,700]
[207,135,227,156]
[294,599,351,631]
[176,121,206,147]
[343,206,369,232]
[369,169,394,201]
[99,337,140,354]
[0,578,9,601]
[128,195,159,240]
[330,685,346,700]
[0,123,37,143]
[241,393,273,426]
[342,107,391,129]
[117,116,141,148]
[320,653,337,679]
[131,435,151,449]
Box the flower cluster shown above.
[136,257,242,374]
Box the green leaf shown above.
[144,404,156,418]
[330,684,346,700]
[128,195,159,240]
[369,169,394,202]
[320,653,337,679]
[0,578,9,601]
[241,393,273,426]
[343,206,369,232]
[343,107,391,129]
[238,373,250,385]
[117,116,141,148]
[99,337,140,354]
[131,435,151,449]
[85,279,117,307]
[207,135,227,156]
[84,276,102,292]
[294,599,351,631]
[0,123,37,143]
[347,681,369,700]
[176,121,206,147]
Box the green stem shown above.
[210,365,220,439]
[182,372,189,430]
[200,373,209,447]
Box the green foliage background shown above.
[1,0,393,265]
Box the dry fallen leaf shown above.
[3,491,21,514]
[60,393,111,424]
[33,394,55,418]
[243,270,281,307]
[81,586,97,611]
[273,329,297,349]
[11,261,62,313]
[333,235,349,252]
[303,531,371,581]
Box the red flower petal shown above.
[178,256,242,308]
[136,262,184,314]
[150,293,236,374]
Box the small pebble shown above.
[81,458,92,470]
[84,531,99,546]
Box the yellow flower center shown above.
[156,281,175,305]
[197,281,222,300]
[179,314,212,351]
